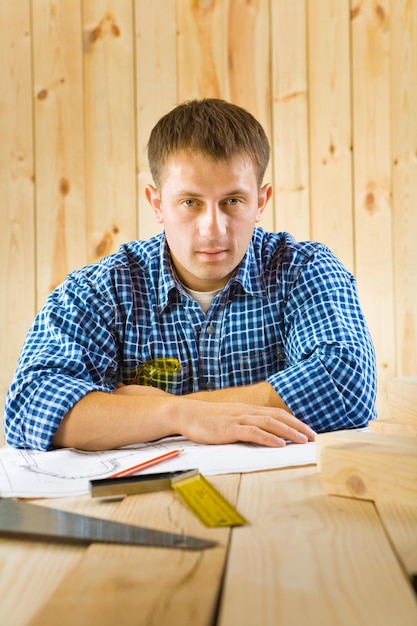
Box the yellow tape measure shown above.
[172,471,247,527]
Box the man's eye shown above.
[182,199,197,207]
[226,198,241,205]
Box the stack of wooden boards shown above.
[317,377,417,506]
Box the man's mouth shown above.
[196,249,228,261]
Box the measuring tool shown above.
[90,470,247,528]
[0,499,215,550]
[90,469,195,498]
[130,357,182,388]
[172,471,247,527]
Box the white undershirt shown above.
[184,287,221,313]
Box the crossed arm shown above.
[51,381,316,451]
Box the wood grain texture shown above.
[1,469,416,624]
[218,466,417,626]
[176,0,274,231]
[32,0,87,306]
[0,0,35,439]
[1,0,417,438]
[135,0,176,240]
[83,0,137,264]
[351,0,394,419]
[27,475,240,626]
[369,417,417,437]
[387,376,417,423]
[317,431,417,505]
[391,0,417,378]
[0,496,126,626]
[376,500,417,577]
[307,0,354,271]
[271,0,310,240]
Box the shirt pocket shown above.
[225,345,286,386]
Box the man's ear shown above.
[145,185,163,223]
[256,183,273,222]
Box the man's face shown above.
[146,151,272,292]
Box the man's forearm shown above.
[52,390,180,451]
[51,383,312,452]
[186,381,291,411]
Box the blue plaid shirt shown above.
[4,229,376,451]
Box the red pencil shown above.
[108,448,184,479]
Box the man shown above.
[4,99,376,452]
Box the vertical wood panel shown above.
[0,0,35,436]
[226,0,271,130]
[135,0,177,240]
[177,0,274,230]
[271,0,310,239]
[82,0,137,263]
[307,0,354,270]
[177,0,225,99]
[351,0,394,418]
[391,0,417,377]
[2,0,417,439]
[32,0,87,307]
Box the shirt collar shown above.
[157,235,264,312]
[158,239,180,311]
[229,241,264,296]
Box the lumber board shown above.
[0,496,119,626]
[27,475,239,626]
[218,466,417,626]
[317,430,417,505]
[316,428,415,451]
[376,500,417,579]
[369,417,417,437]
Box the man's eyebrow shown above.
[174,188,251,197]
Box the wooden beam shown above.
[317,430,417,505]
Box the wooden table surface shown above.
[1,465,416,626]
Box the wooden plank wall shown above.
[1,0,416,443]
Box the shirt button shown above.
[206,382,215,390]
[206,326,215,334]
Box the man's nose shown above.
[198,204,227,237]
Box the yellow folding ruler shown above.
[171,470,247,527]
[91,469,246,528]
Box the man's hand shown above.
[114,382,315,447]
[53,383,315,451]
[175,400,316,448]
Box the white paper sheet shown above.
[0,437,316,498]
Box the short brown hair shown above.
[147,99,270,188]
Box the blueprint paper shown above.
[0,437,316,498]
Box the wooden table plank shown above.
[0,496,121,626]
[27,474,240,626]
[218,466,417,626]
[376,500,417,578]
